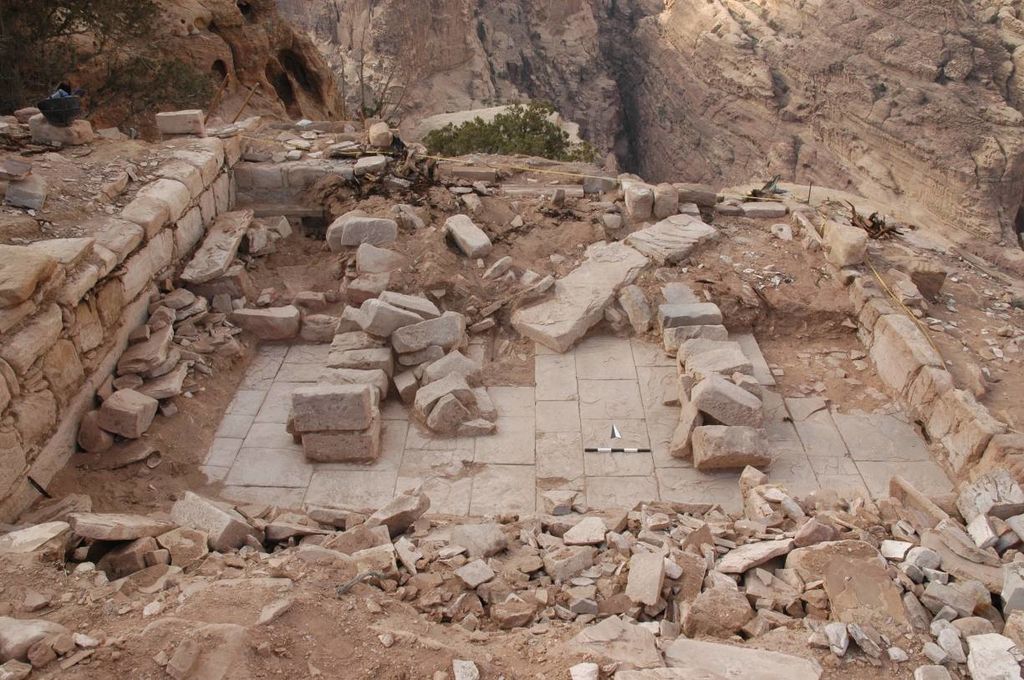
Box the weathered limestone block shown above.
[617,285,653,333]
[290,384,377,433]
[320,368,389,400]
[869,314,943,393]
[68,512,174,540]
[180,210,253,284]
[155,110,205,137]
[120,231,174,301]
[136,178,191,224]
[12,390,56,447]
[233,162,285,190]
[358,298,424,337]
[674,183,718,207]
[77,410,113,453]
[663,325,729,354]
[824,221,868,267]
[0,304,62,374]
[230,306,300,340]
[170,491,257,551]
[3,175,48,210]
[300,418,382,463]
[28,114,94,146]
[512,242,648,352]
[0,247,57,308]
[392,312,467,354]
[626,215,717,265]
[117,324,173,375]
[926,389,1006,473]
[326,212,398,250]
[327,347,394,375]
[444,215,492,258]
[742,202,788,219]
[368,121,393,147]
[690,375,764,427]
[421,350,482,386]
[356,243,407,274]
[659,303,723,330]
[378,291,440,319]
[156,160,204,198]
[91,217,145,265]
[41,339,83,399]
[692,425,770,471]
[413,373,475,422]
[623,181,654,221]
[97,389,158,438]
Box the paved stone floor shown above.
[202,334,952,514]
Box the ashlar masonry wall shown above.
[0,135,243,521]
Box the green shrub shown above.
[424,102,596,162]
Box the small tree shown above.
[0,0,159,112]
[424,103,597,162]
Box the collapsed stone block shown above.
[663,325,729,354]
[444,215,492,258]
[690,375,764,427]
[824,221,868,267]
[170,491,257,551]
[869,314,943,393]
[320,368,389,400]
[658,303,723,330]
[4,176,48,210]
[230,306,300,340]
[392,312,467,354]
[623,181,654,221]
[692,425,770,471]
[155,110,205,137]
[97,389,158,439]
[358,298,423,337]
[326,211,398,250]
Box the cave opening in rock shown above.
[211,59,228,82]
[279,49,324,104]
[237,1,256,22]
[265,62,302,118]
[1014,204,1024,248]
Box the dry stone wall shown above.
[0,136,243,521]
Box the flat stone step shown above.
[512,241,648,353]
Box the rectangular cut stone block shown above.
[180,210,253,284]
[4,175,48,210]
[121,231,174,301]
[685,346,755,381]
[692,425,770,471]
[137,178,191,224]
[0,303,62,374]
[155,110,206,137]
[869,314,943,393]
[320,368,389,399]
[29,114,94,145]
[625,552,666,606]
[625,215,717,264]
[358,298,423,337]
[512,242,649,353]
[674,183,719,207]
[230,306,300,340]
[326,212,398,250]
[824,221,868,267]
[0,246,57,308]
[926,389,1006,473]
[327,347,394,375]
[302,417,382,463]
[392,312,467,354]
[690,375,764,427]
[741,202,788,218]
[156,160,204,198]
[444,215,492,258]
[378,291,440,319]
[663,325,729,354]
[658,303,723,330]
[291,383,377,433]
[97,389,158,438]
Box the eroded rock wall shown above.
[278,0,1024,250]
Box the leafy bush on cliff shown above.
[0,0,212,125]
[424,103,596,162]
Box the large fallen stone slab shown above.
[717,538,794,573]
[67,513,174,541]
[365,492,430,537]
[573,615,663,669]
[327,211,398,250]
[690,375,764,427]
[180,210,253,284]
[512,242,649,352]
[966,634,1022,680]
[0,521,69,555]
[662,639,821,679]
[625,215,717,265]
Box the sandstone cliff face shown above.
[278,0,1024,249]
[154,0,342,121]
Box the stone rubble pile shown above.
[75,286,244,452]
[6,467,1024,677]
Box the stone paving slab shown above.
[205,336,952,516]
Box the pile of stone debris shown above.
[4,466,1024,678]
[76,285,244,453]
